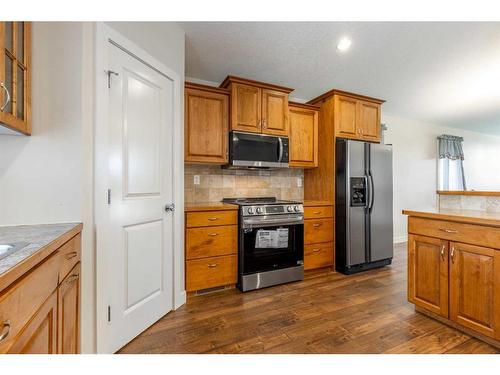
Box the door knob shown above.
[164,203,175,213]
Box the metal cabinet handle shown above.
[440,245,445,261]
[439,228,458,234]
[208,263,218,268]
[0,82,11,112]
[207,217,219,221]
[208,233,218,237]
[66,274,79,284]
[65,251,78,260]
[0,320,11,342]
[312,248,321,253]
[262,119,267,128]
[313,211,321,214]
[313,223,321,228]
[450,247,456,263]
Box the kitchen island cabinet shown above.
[403,209,500,348]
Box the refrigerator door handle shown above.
[368,172,375,211]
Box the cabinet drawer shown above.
[186,255,237,292]
[408,217,500,249]
[304,206,333,219]
[304,218,334,244]
[0,253,60,353]
[186,225,237,260]
[58,234,81,283]
[186,210,238,228]
[304,242,333,270]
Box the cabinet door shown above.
[357,100,380,142]
[185,87,229,164]
[230,83,261,133]
[408,234,449,317]
[7,292,58,354]
[334,95,358,139]
[0,21,31,135]
[289,105,318,168]
[262,89,289,136]
[58,263,80,354]
[449,242,500,339]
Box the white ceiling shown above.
[179,22,500,136]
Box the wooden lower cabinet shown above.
[407,234,449,317]
[449,242,500,339]
[303,204,334,271]
[57,263,81,354]
[406,216,500,346]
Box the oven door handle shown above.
[242,215,304,228]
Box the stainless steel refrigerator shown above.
[335,138,393,274]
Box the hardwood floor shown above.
[119,243,499,354]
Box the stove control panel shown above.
[242,204,304,216]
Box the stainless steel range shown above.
[222,197,304,292]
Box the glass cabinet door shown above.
[1,21,30,134]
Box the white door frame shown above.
[94,22,185,353]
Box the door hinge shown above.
[107,189,111,205]
[107,306,111,322]
[105,70,119,88]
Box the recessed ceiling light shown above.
[337,37,352,52]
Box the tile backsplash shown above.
[439,194,500,213]
[185,165,304,203]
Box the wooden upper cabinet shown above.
[0,22,31,135]
[334,95,358,139]
[220,76,293,136]
[449,242,500,339]
[262,89,288,136]
[231,83,261,133]
[184,82,229,164]
[357,100,381,141]
[289,102,318,168]
[408,234,449,318]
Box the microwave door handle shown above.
[278,137,283,162]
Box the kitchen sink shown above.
[0,242,29,260]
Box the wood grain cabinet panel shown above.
[304,218,334,245]
[449,242,500,339]
[357,100,381,141]
[186,225,237,260]
[407,234,449,318]
[262,89,288,136]
[304,206,333,220]
[186,255,237,292]
[186,210,238,228]
[289,103,318,168]
[231,83,261,133]
[184,83,229,164]
[304,242,334,270]
[57,263,80,354]
[334,95,358,139]
[0,22,31,135]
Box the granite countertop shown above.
[402,208,500,228]
[185,202,239,212]
[0,223,82,277]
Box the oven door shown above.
[240,215,304,275]
[230,131,289,168]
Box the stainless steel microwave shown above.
[228,131,289,169]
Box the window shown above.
[438,158,466,190]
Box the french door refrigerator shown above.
[335,138,393,274]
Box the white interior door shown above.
[104,41,175,353]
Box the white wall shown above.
[383,113,500,243]
[0,21,185,353]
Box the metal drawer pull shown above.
[450,247,456,263]
[313,211,321,214]
[207,217,219,221]
[208,233,219,237]
[440,245,445,261]
[66,274,79,284]
[0,320,11,342]
[313,223,321,228]
[439,228,458,234]
[65,251,78,260]
[208,263,218,268]
[312,248,321,253]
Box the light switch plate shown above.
[193,175,200,185]
[297,178,303,187]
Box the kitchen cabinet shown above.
[184,82,229,164]
[404,211,500,347]
[185,206,238,293]
[407,234,449,317]
[289,102,319,168]
[0,231,82,354]
[303,203,334,271]
[0,21,31,135]
[334,94,382,142]
[220,76,293,137]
